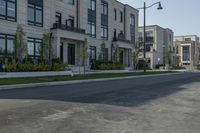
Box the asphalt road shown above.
[0,72,200,133]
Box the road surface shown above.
[0,72,200,133]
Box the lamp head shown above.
[157,2,163,10]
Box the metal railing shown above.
[52,23,86,34]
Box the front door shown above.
[68,44,75,65]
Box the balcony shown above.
[52,23,85,34]
[138,37,154,43]
[113,33,131,43]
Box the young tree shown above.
[14,25,26,62]
[165,51,172,66]
[112,42,119,63]
[40,32,50,62]
[82,38,89,75]
[98,41,106,63]
[132,42,142,70]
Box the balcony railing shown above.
[138,37,154,43]
[52,23,86,34]
[113,33,131,43]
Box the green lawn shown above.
[0,71,174,85]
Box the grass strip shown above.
[0,71,175,85]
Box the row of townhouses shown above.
[138,25,175,68]
[0,0,138,69]
[174,35,200,68]
[0,0,200,69]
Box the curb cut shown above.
[0,73,181,90]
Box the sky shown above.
[118,0,200,37]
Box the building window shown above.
[130,14,135,43]
[27,38,42,59]
[28,0,43,27]
[0,0,16,22]
[101,25,108,39]
[89,46,96,61]
[55,12,62,25]
[120,11,123,23]
[0,34,14,57]
[87,21,96,37]
[169,34,172,41]
[101,1,108,15]
[146,31,154,42]
[182,46,190,61]
[114,8,117,21]
[69,0,74,5]
[130,14,135,25]
[88,0,96,11]
[68,16,74,27]
[185,38,191,42]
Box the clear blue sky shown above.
[118,0,200,37]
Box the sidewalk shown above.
[0,70,142,79]
[0,69,193,79]
[0,72,180,90]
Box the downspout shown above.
[76,0,79,28]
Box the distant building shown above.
[174,35,200,68]
[138,25,175,69]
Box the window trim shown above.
[68,0,75,5]
[101,25,108,40]
[87,21,96,38]
[27,2,43,27]
[27,37,42,59]
[0,0,17,22]
[0,33,15,57]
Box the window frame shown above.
[89,46,96,61]
[0,0,17,22]
[68,0,75,5]
[27,37,42,59]
[88,0,96,11]
[101,1,108,15]
[101,25,108,40]
[87,21,96,38]
[0,33,15,57]
[27,2,43,27]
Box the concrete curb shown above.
[0,73,182,91]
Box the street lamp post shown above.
[138,1,163,72]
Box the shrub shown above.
[98,63,124,70]
[170,66,186,70]
[0,57,68,72]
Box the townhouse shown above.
[174,35,200,68]
[138,25,175,69]
[0,0,138,69]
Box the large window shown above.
[0,34,14,57]
[182,46,190,61]
[0,0,16,21]
[87,21,96,37]
[101,25,108,39]
[89,46,96,61]
[88,0,95,11]
[130,14,135,25]
[120,11,123,23]
[69,0,74,5]
[28,0,43,27]
[27,38,42,59]
[101,1,108,15]
[114,8,117,21]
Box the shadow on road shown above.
[0,73,199,107]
